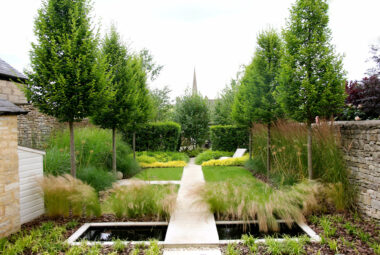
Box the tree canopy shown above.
[26,0,106,176]
[174,92,210,147]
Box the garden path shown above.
[164,158,221,254]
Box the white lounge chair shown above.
[219,148,247,160]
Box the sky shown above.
[1,0,379,100]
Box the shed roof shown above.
[0,57,27,80]
[0,99,28,115]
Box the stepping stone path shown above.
[164,158,221,255]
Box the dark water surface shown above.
[217,222,306,240]
[79,225,168,241]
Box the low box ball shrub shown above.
[77,166,116,192]
[136,151,189,163]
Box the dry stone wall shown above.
[335,120,380,220]
[0,115,21,237]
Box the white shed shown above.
[18,146,45,224]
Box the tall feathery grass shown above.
[199,177,321,232]
[104,183,178,220]
[44,127,140,191]
[39,175,101,217]
[248,120,347,184]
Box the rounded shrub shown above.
[77,166,116,192]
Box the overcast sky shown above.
[1,0,379,100]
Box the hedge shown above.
[124,122,181,151]
[210,125,248,151]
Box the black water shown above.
[79,225,168,241]
[217,222,306,240]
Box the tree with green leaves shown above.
[233,29,283,172]
[174,92,210,148]
[150,86,173,122]
[26,0,106,177]
[92,26,139,173]
[213,77,239,125]
[277,0,346,179]
[127,58,152,159]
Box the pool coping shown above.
[67,220,320,247]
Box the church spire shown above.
[192,68,197,95]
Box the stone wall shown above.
[17,104,64,149]
[0,79,27,104]
[0,115,20,237]
[335,120,380,220]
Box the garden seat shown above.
[219,148,247,160]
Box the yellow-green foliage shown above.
[38,174,100,217]
[201,155,249,166]
[136,155,156,163]
[140,161,187,168]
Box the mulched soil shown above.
[220,211,380,255]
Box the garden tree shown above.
[213,77,239,125]
[234,29,283,173]
[92,26,139,173]
[25,0,107,177]
[150,86,173,122]
[174,92,210,148]
[126,58,152,159]
[277,0,346,179]
[139,48,163,81]
[367,43,380,77]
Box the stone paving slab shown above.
[164,158,219,246]
[163,248,222,255]
[116,179,181,186]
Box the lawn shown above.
[134,167,183,181]
[202,166,255,182]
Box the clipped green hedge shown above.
[210,125,248,151]
[124,122,181,151]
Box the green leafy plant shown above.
[146,240,160,255]
[242,234,258,253]
[226,243,240,255]
[320,217,337,238]
[77,166,116,192]
[327,239,339,253]
[113,239,125,252]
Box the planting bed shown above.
[220,212,380,255]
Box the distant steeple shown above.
[192,68,197,95]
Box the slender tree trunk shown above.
[69,121,76,177]
[133,132,136,160]
[267,123,271,176]
[249,127,252,160]
[307,121,313,179]
[112,127,117,173]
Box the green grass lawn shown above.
[134,167,183,181]
[202,166,256,182]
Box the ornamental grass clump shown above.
[39,174,101,217]
[199,178,320,232]
[105,183,177,220]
